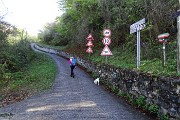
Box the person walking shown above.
[68,57,76,78]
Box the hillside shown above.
[38,0,179,77]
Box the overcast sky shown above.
[0,0,63,35]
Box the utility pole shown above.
[177,1,180,74]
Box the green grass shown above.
[2,52,56,96]
[38,43,178,77]
[87,48,177,77]
[139,59,177,76]
[87,48,136,68]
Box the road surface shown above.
[0,44,152,120]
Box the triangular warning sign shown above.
[101,45,112,56]
[86,47,93,53]
[87,34,92,39]
[86,34,94,40]
[86,41,94,46]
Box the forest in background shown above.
[38,0,180,76]
[0,0,179,118]
[1,0,180,87]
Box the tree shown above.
[0,21,16,46]
[40,0,178,61]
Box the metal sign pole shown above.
[163,42,166,66]
[106,56,108,63]
[130,18,145,68]
[137,30,141,68]
[177,15,180,73]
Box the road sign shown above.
[130,18,146,68]
[158,33,170,39]
[102,37,111,45]
[101,45,112,56]
[86,47,93,53]
[86,33,94,40]
[86,41,94,46]
[130,18,146,34]
[103,29,111,37]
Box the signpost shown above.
[130,18,146,34]
[157,33,170,66]
[86,33,94,57]
[178,1,180,74]
[101,29,112,63]
[86,41,94,47]
[86,33,94,41]
[102,37,111,46]
[100,45,112,56]
[130,18,146,68]
[175,9,180,74]
[86,47,93,53]
[170,9,180,73]
[103,29,111,37]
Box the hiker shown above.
[68,57,76,78]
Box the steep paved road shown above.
[0,44,152,120]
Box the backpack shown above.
[71,58,76,66]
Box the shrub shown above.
[135,95,146,108]
[148,104,159,115]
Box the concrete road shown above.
[0,45,152,120]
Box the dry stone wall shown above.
[34,43,180,120]
[94,65,180,119]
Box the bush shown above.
[134,95,146,108]
[0,39,37,89]
[148,104,159,115]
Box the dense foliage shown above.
[39,0,179,75]
[0,20,57,105]
[0,20,36,88]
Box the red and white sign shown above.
[100,45,112,56]
[102,37,111,45]
[158,33,169,39]
[103,29,111,37]
[86,41,94,46]
[86,47,93,53]
[86,33,94,54]
[86,33,94,40]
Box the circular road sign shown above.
[103,29,111,37]
[102,37,111,45]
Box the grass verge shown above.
[0,52,56,106]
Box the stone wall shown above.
[94,65,180,119]
[33,43,180,120]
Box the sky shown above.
[0,0,63,36]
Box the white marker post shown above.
[157,33,170,66]
[130,18,146,68]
